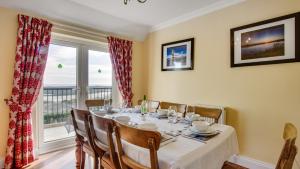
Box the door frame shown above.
[35,36,112,154]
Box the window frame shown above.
[34,34,115,155]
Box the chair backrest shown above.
[222,161,249,169]
[89,113,120,169]
[188,106,222,123]
[276,123,298,169]
[159,101,187,114]
[138,100,160,112]
[114,121,161,169]
[85,99,111,110]
[71,109,95,151]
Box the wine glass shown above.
[122,100,128,109]
[104,99,111,113]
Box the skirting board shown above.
[230,155,275,169]
[0,154,277,169]
[0,157,4,169]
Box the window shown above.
[88,50,112,99]
[37,38,113,154]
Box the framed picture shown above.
[231,12,300,67]
[161,38,194,71]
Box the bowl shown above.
[115,116,130,124]
[137,123,158,131]
[192,120,210,132]
[157,109,168,116]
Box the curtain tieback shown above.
[4,98,31,114]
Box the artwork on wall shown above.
[231,12,300,67]
[161,38,194,71]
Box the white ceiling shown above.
[0,0,245,40]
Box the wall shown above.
[0,6,145,160]
[144,0,300,165]
[0,7,19,160]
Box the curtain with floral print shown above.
[107,36,133,106]
[4,14,52,169]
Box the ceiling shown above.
[0,0,245,40]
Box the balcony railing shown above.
[43,86,112,125]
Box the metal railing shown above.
[43,86,112,125]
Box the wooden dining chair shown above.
[275,123,298,169]
[89,113,121,169]
[85,99,106,110]
[138,100,160,112]
[187,106,222,123]
[71,109,99,169]
[222,123,298,169]
[114,121,162,169]
[159,101,187,114]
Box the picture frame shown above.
[161,38,194,71]
[231,12,300,67]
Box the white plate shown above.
[184,130,218,137]
[189,127,216,134]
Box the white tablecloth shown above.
[102,112,239,169]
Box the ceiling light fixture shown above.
[124,0,147,5]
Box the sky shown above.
[241,24,284,46]
[44,44,112,87]
[167,45,187,58]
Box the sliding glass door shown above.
[38,39,112,154]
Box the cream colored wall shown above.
[145,0,300,165]
[0,7,18,159]
[132,41,146,104]
[0,7,145,159]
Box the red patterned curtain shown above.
[107,36,133,106]
[4,14,52,169]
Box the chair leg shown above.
[94,156,99,169]
[81,151,86,169]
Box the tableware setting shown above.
[191,120,210,132]
[137,123,158,131]
[185,113,200,122]
[181,120,220,142]
[148,109,166,118]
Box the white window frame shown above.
[34,34,119,155]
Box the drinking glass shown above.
[168,106,178,124]
[186,105,195,122]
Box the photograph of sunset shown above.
[241,24,285,60]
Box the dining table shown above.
[93,109,239,169]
